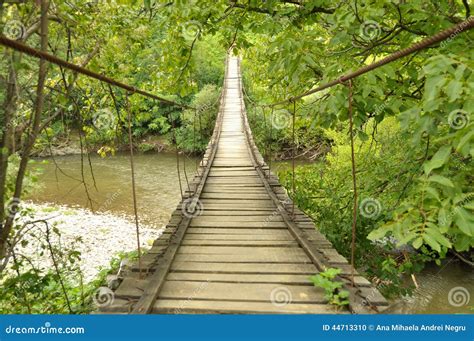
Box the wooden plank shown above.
[170,261,318,274]
[200,193,270,199]
[183,233,293,241]
[205,178,262,184]
[186,228,290,235]
[173,253,310,263]
[202,187,268,193]
[177,246,307,256]
[154,299,345,314]
[190,215,284,223]
[166,273,313,285]
[181,240,299,246]
[158,281,326,303]
[190,210,276,216]
[200,199,275,206]
[197,204,275,211]
[189,221,286,228]
[208,171,257,177]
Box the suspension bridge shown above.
[1,17,472,315]
[98,56,388,314]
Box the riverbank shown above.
[16,202,163,282]
[34,133,175,157]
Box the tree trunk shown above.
[0,0,50,263]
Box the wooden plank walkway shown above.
[99,56,388,314]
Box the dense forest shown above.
[0,0,472,313]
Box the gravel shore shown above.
[16,202,164,282]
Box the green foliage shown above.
[237,0,472,293]
[175,84,221,153]
[2,0,473,309]
[310,268,349,307]
[138,142,155,153]
[0,222,137,314]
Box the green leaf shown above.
[456,130,474,152]
[367,227,388,241]
[445,79,462,102]
[437,207,451,229]
[412,237,423,249]
[454,208,474,236]
[423,146,451,174]
[425,186,441,202]
[425,227,451,248]
[428,174,455,188]
[423,233,441,252]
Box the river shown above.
[28,152,473,314]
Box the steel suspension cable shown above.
[255,18,474,108]
[125,93,143,278]
[262,106,268,177]
[193,109,198,172]
[172,117,184,200]
[347,80,358,286]
[269,107,273,177]
[0,35,193,109]
[291,100,296,218]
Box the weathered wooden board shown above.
[166,273,313,285]
[173,253,310,263]
[157,281,326,303]
[153,300,346,314]
[170,261,318,274]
